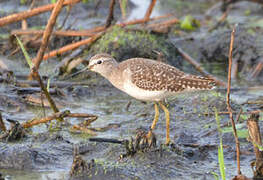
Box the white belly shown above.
[122,80,171,101]
[109,67,174,102]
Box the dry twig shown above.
[105,0,116,28]
[0,0,81,27]
[32,0,65,70]
[33,32,104,61]
[22,110,70,128]
[12,29,97,37]
[72,125,97,135]
[22,110,97,129]
[30,0,65,121]
[250,60,263,79]
[143,0,157,21]
[227,25,241,175]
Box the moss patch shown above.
[88,26,182,67]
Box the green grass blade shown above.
[214,108,226,180]
[218,139,226,180]
[15,35,33,69]
[211,172,219,180]
[47,78,51,92]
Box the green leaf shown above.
[20,0,27,4]
[180,15,200,30]
[51,0,57,3]
[15,35,33,69]
[244,10,251,16]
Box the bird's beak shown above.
[87,63,94,70]
[66,65,89,78]
[86,59,92,70]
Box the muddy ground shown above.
[0,0,263,180]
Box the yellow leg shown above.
[147,102,159,139]
[151,102,159,130]
[159,102,170,145]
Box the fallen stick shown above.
[11,14,174,37]
[89,137,123,144]
[0,78,89,88]
[67,113,98,119]
[32,32,104,61]
[22,110,70,128]
[0,0,81,27]
[146,17,180,29]
[15,87,58,94]
[71,125,97,135]
[22,110,97,128]
[250,61,263,79]
[11,29,98,37]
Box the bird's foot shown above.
[165,139,171,146]
[120,128,157,159]
[165,138,176,147]
[135,128,156,151]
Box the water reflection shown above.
[128,0,161,20]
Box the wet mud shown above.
[1,0,263,179]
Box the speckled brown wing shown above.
[129,58,215,92]
[129,58,185,92]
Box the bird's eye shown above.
[97,60,102,64]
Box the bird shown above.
[87,53,216,145]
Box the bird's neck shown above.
[99,62,118,79]
[107,64,125,91]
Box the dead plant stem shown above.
[227,25,241,175]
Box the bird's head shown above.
[88,53,118,77]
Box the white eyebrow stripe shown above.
[89,58,112,67]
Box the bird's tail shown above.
[179,75,216,90]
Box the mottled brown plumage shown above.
[128,58,215,92]
[87,53,216,144]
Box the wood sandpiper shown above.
[88,53,216,145]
